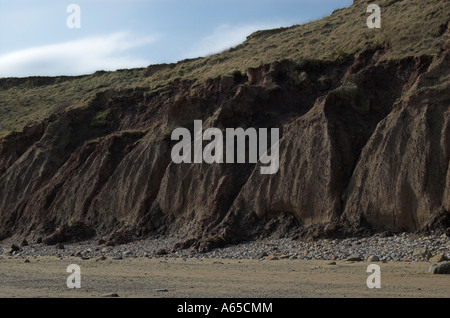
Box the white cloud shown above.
[184,23,286,59]
[0,32,157,77]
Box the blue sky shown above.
[0,0,352,77]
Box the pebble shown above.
[258,252,268,259]
[0,233,447,263]
[155,289,169,293]
[122,251,133,257]
[346,254,363,262]
[101,293,119,297]
[155,248,168,256]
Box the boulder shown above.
[346,254,363,262]
[429,262,450,274]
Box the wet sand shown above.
[0,256,448,298]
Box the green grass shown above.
[1,0,448,138]
[90,109,110,127]
[0,69,146,137]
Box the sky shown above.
[0,0,352,78]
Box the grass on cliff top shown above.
[1,0,449,138]
[0,69,146,137]
[159,0,449,81]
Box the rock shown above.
[42,222,95,245]
[56,243,64,250]
[429,262,450,274]
[24,259,31,263]
[3,244,20,255]
[327,261,337,265]
[96,255,107,261]
[112,256,123,260]
[429,253,446,263]
[155,248,168,256]
[156,289,169,293]
[97,239,106,245]
[74,250,83,257]
[367,255,380,262]
[257,251,268,259]
[20,239,29,247]
[3,249,13,255]
[172,239,196,252]
[265,255,278,261]
[428,263,438,273]
[101,293,119,297]
[413,248,428,257]
[278,254,292,260]
[346,254,363,262]
[122,250,133,257]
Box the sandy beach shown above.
[0,256,449,298]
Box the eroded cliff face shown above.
[0,43,449,249]
[343,47,450,232]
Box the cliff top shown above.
[0,0,449,137]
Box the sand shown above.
[0,256,448,298]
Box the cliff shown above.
[0,0,449,250]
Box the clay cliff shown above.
[0,0,449,250]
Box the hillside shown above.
[1,0,449,137]
[0,0,449,250]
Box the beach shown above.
[0,234,449,298]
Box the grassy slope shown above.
[0,0,449,138]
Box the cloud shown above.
[0,32,157,77]
[184,23,286,59]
